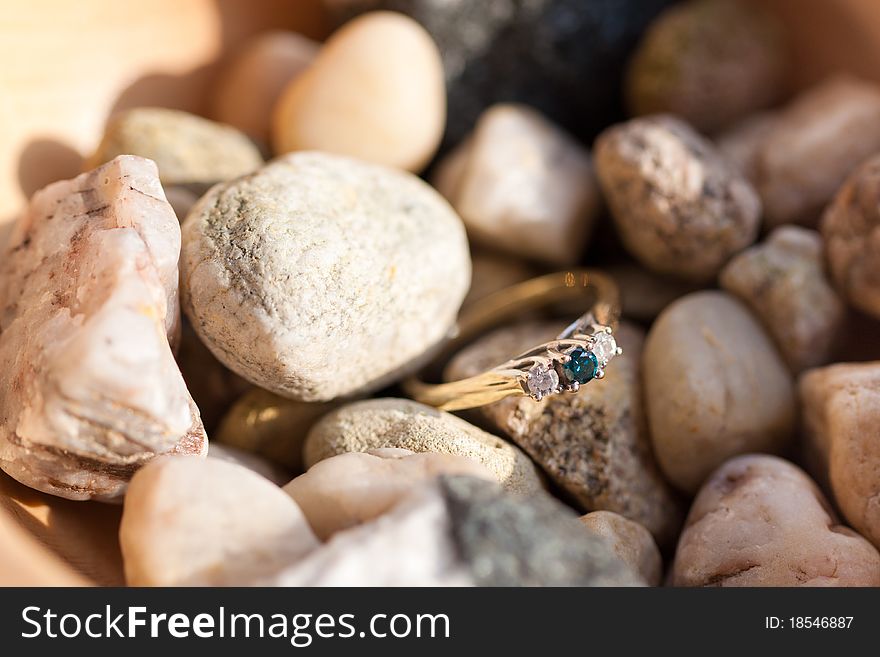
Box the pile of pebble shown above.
[1,0,879,587]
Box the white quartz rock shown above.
[0,155,206,500]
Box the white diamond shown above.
[592,332,618,365]
[526,364,558,397]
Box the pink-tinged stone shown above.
[0,155,206,501]
[672,455,880,587]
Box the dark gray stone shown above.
[439,475,644,586]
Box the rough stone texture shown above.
[207,442,291,486]
[215,388,338,472]
[0,156,205,501]
[283,448,492,539]
[462,250,539,310]
[432,104,600,265]
[176,321,251,434]
[594,115,760,282]
[326,0,674,147]
[439,475,643,586]
[180,151,471,401]
[86,108,263,186]
[720,226,845,374]
[716,112,779,185]
[304,398,544,496]
[626,0,786,133]
[800,362,880,549]
[212,31,319,145]
[821,153,880,320]
[672,455,880,587]
[758,76,880,227]
[446,321,682,547]
[120,456,319,586]
[607,263,702,322]
[644,292,795,494]
[272,12,445,172]
[579,510,662,586]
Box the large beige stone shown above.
[799,362,880,549]
[272,12,445,172]
[672,455,880,586]
[595,115,760,282]
[758,76,880,226]
[433,104,600,265]
[720,226,844,374]
[643,291,794,493]
[212,31,319,145]
[0,156,205,501]
[821,152,880,320]
[120,456,319,586]
[180,152,470,402]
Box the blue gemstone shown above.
[562,348,597,385]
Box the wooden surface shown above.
[3,0,880,586]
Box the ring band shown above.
[404,269,622,411]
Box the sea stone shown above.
[0,156,206,501]
[176,321,250,433]
[273,476,643,586]
[207,442,291,486]
[757,76,880,226]
[87,108,263,186]
[579,511,662,586]
[626,0,786,133]
[120,456,319,586]
[272,12,445,172]
[672,455,880,587]
[303,398,544,496]
[180,151,471,401]
[643,291,795,493]
[283,448,492,539]
[594,115,760,281]
[215,388,338,472]
[325,0,674,147]
[821,153,880,320]
[446,321,683,547]
[800,362,880,549]
[720,226,845,374]
[212,31,319,145]
[432,104,600,265]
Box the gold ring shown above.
[404,269,622,411]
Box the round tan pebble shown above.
[445,320,683,547]
[272,12,445,172]
[214,387,339,472]
[672,455,880,586]
[822,153,880,320]
[580,511,663,586]
[643,291,795,493]
[283,448,492,540]
[758,76,880,226]
[120,456,319,586]
[626,0,786,133]
[720,226,845,374]
[212,31,319,145]
[86,108,263,185]
[303,398,544,496]
[799,362,880,549]
[432,104,601,265]
[180,151,470,401]
[594,115,760,282]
